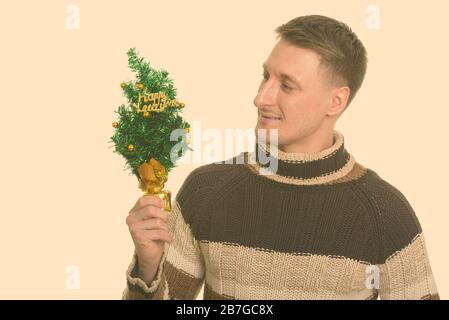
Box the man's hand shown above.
[126,195,172,283]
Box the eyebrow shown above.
[263,63,302,89]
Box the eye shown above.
[281,83,292,92]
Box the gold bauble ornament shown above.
[127,144,134,151]
[179,102,185,108]
[120,82,126,89]
[136,83,144,90]
[112,121,119,128]
[184,127,190,133]
[143,111,150,118]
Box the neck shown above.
[278,129,335,154]
[247,130,357,186]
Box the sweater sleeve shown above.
[368,181,439,300]
[377,233,439,300]
[121,199,206,300]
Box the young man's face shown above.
[254,39,342,151]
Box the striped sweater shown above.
[122,130,439,300]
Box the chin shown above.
[255,126,282,146]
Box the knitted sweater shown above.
[122,131,439,300]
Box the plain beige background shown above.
[0,0,447,299]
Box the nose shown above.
[253,79,277,110]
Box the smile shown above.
[261,114,281,120]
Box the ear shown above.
[328,86,350,116]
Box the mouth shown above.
[260,114,282,121]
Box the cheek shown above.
[279,97,309,124]
[282,92,325,122]
[278,98,317,136]
[279,107,307,138]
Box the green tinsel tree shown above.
[108,48,191,179]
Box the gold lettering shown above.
[133,89,182,115]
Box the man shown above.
[122,15,439,300]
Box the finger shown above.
[129,195,163,214]
[148,229,172,243]
[138,218,169,232]
[132,206,169,222]
[127,208,167,227]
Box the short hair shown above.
[275,15,368,107]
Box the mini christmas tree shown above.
[109,48,191,211]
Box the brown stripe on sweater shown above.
[328,161,368,184]
[204,284,379,300]
[164,260,204,299]
[204,283,234,300]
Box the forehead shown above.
[264,39,324,79]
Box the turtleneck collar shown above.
[245,130,356,186]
